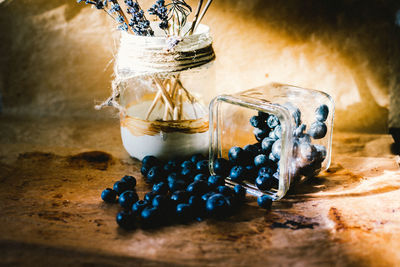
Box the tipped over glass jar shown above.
[209,83,335,200]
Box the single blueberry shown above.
[206,193,229,218]
[229,165,246,183]
[146,166,164,183]
[271,140,282,160]
[261,137,275,154]
[152,181,169,195]
[201,192,216,203]
[170,190,190,204]
[255,174,278,191]
[186,180,209,196]
[141,155,160,169]
[258,166,274,177]
[257,195,273,209]
[168,179,186,192]
[254,154,269,168]
[253,127,269,142]
[314,144,327,162]
[132,200,148,215]
[180,167,195,181]
[315,104,329,122]
[228,146,243,163]
[113,181,130,195]
[190,153,206,163]
[116,210,135,230]
[121,175,137,189]
[208,175,225,188]
[101,188,117,203]
[181,160,195,170]
[233,184,246,202]
[141,166,149,176]
[193,173,208,182]
[196,160,209,174]
[283,102,301,126]
[267,114,279,129]
[269,152,279,163]
[273,125,282,139]
[144,191,156,202]
[216,185,235,197]
[298,142,318,163]
[140,206,160,228]
[250,115,266,129]
[213,158,230,176]
[308,121,327,139]
[119,190,139,209]
[176,203,194,223]
[152,194,170,211]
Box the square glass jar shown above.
[209,83,334,200]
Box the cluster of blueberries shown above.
[101,153,269,230]
[218,103,329,194]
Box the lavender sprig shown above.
[125,0,154,36]
[149,0,169,31]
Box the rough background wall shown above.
[1,0,400,132]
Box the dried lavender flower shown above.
[125,0,154,36]
[149,0,169,30]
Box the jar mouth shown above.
[121,22,211,40]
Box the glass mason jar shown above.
[113,23,215,160]
[209,83,334,200]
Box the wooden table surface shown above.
[0,116,399,266]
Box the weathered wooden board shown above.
[0,116,399,266]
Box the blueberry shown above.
[167,172,179,184]
[168,179,186,192]
[132,200,148,215]
[267,114,279,129]
[271,140,282,160]
[142,155,160,169]
[216,185,235,197]
[208,175,225,188]
[141,165,149,176]
[101,188,117,203]
[213,158,230,176]
[255,174,278,191]
[269,152,279,163]
[140,207,160,228]
[308,121,327,139]
[283,102,301,126]
[233,184,246,202]
[152,194,170,211]
[170,190,190,204]
[257,195,273,209]
[314,144,327,162]
[253,127,269,142]
[146,166,164,183]
[273,125,282,139]
[254,154,269,168]
[190,153,206,163]
[181,168,195,181]
[250,115,266,129]
[201,192,215,203]
[261,137,275,154]
[193,173,208,182]
[164,160,179,173]
[116,210,135,230]
[229,165,246,182]
[258,166,274,177]
[244,144,260,157]
[298,142,318,165]
[294,124,306,137]
[315,104,329,122]
[228,146,243,163]
[181,160,195,170]
[206,194,229,218]
[299,133,312,143]
[119,190,139,209]
[176,203,193,223]
[186,180,209,196]
[196,160,209,174]
[144,191,156,202]
[152,181,169,195]
[113,181,130,195]
[121,175,137,189]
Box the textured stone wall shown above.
[1,0,400,132]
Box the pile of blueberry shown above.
[211,103,329,195]
[101,154,253,230]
